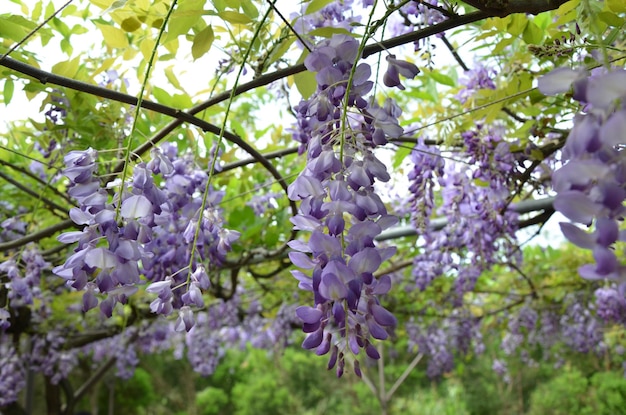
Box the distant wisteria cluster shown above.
[540,67,626,311]
[52,143,239,330]
[407,315,484,379]
[288,33,418,376]
[408,124,519,298]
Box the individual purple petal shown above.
[84,248,118,269]
[349,247,381,275]
[121,195,152,219]
[559,222,594,249]
[99,297,115,318]
[599,110,626,147]
[593,246,618,275]
[182,283,204,308]
[308,231,342,258]
[69,208,92,225]
[371,304,397,327]
[372,275,392,295]
[366,315,388,340]
[319,273,348,301]
[82,290,98,312]
[586,69,626,109]
[291,270,313,291]
[288,239,313,253]
[327,345,339,370]
[191,265,210,290]
[302,328,324,349]
[365,343,380,359]
[537,67,585,96]
[175,306,195,332]
[115,240,141,261]
[553,191,601,225]
[296,306,323,324]
[57,231,86,243]
[146,279,171,294]
[595,218,619,247]
[316,333,332,356]
[288,175,325,200]
[332,301,345,324]
[290,214,322,232]
[289,252,316,269]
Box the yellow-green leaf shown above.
[121,16,142,32]
[597,11,624,27]
[192,25,214,60]
[305,0,334,14]
[218,11,251,24]
[307,27,356,38]
[96,23,129,48]
[607,0,626,12]
[294,70,316,99]
[3,79,15,104]
[0,16,29,42]
[522,20,544,44]
[51,57,80,78]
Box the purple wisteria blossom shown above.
[408,125,519,297]
[288,34,404,376]
[52,143,239,329]
[540,67,626,304]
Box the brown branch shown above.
[0,219,75,252]
[461,0,570,16]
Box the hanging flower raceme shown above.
[288,34,415,377]
[539,67,626,296]
[53,144,239,329]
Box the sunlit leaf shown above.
[192,25,214,60]
[96,23,129,48]
[121,16,142,32]
[3,79,14,104]
[305,0,335,14]
[218,11,252,24]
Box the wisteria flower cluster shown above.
[407,315,484,379]
[408,124,519,298]
[288,34,418,376]
[539,67,626,296]
[52,143,239,330]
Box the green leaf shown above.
[305,0,334,14]
[597,11,624,27]
[240,0,258,19]
[218,11,251,24]
[151,86,172,104]
[51,56,80,78]
[522,20,544,44]
[192,25,214,60]
[429,71,455,87]
[96,23,129,48]
[294,69,316,99]
[267,37,296,66]
[121,16,142,32]
[307,27,356,38]
[492,37,514,54]
[607,0,626,13]
[393,145,411,169]
[165,66,184,92]
[0,15,30,42]
[3,79,15,104]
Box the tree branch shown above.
[0,219,75,252]
[461,0,570,16]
